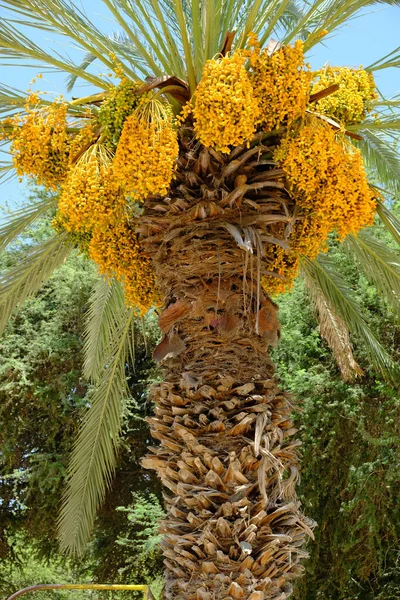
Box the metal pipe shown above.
[6,584,149,600]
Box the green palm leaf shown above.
[373,96,400,110]
[345,231,400,317]
[1,0,170,80]
[376,199,400,246]
[58,309,134,556]
[303,267,364,381]
[0,160,14,183]
[1,0,139,78]
[100,0,169,77]
[65,52,98,94]
[301,255,400,385]
[0,231,71,334]
[0,17,111,90]
[367,43,400,71]
[83,276,128,383]
[355,131,400,196]
[0,195,57,252]
[285,0,400,51]
[348,116,400,134]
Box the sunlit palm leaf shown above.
[83,276,128,383]
[65,52,98,93]
[348,116,400,134]
[377,200,400,246]
[286,0,400,51]
[303,267,364,381]
[141,0,186,76]
[1,0,139,80]
[345,231,400,317]
[373,96,400,110]
[0,18,111,90]
[58,309,134,556]
[0,161,15,183]
[0,194,57,252]
[301,255,400,385]
[1,0,175,81]
[367,43,400,71]
[0,231,71,334]
[100,0,168,77]
[355,130,400,195]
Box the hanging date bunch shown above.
[0,81,181,314]
[0,94,72,189]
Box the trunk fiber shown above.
[140,130,314,600]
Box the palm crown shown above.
[0,1,400,592]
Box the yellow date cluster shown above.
[263,118,377,294]
[113,110,178,200]
[88,216,158,315]
[186,37,311,153]
[0,96,71,190]
[188,51,260,153]
[249,38,312,132]
[312,67,377,125]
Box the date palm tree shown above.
[0,1,400,599]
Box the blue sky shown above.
[0,2,399,207]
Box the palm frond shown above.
[101,0,169,77]
[147,0,186,77]
[301,255,400,385]
[65,51,98,93]
[0,17,111,90]
[0,160,15,183]
[0,195,57,253]
[58,309,134,556]
[83,276,128,383]
[345,230,400,318]
[0,231,71,335]
[1,0,189,83]
[372,93,400,112]
[303,266,364,381]
[376,200,400,246]
[367,43,400,71]
[0,82,42,117]
[258,0,306,45]
[286,0,400,51]
[171,0,197,92]
[355,130,400,196]
[1,0,140,80]
[348,116,400,134]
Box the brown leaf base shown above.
[144,375,314,600]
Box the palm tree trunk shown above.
[141,129,314,600]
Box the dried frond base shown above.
[144,376,313,600]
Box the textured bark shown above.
[140,127,314,600]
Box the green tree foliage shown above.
[0,198,162,589]
[113,493,165,597]
[0,533,90,600]
[273,215,400,599]
[0,207,96,554]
